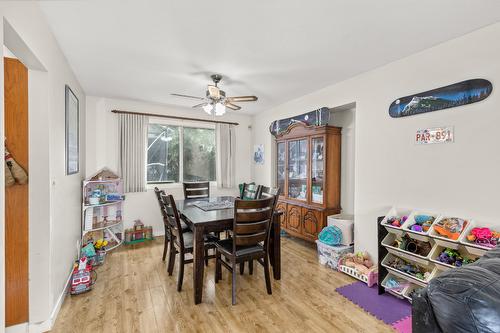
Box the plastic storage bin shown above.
[459,221,499,255]
[327,214,354,246]
[316,240,353,270]
[381,207,412,236]
[429,216,472,249]
[381,252,438,287]
[402,211,439,241]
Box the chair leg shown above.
[162,235,168,261]
[205,248,209,266]
[215,250,221,283]
[177,252,185,292]
[232,260,237,305]
[239,262,245,275]
[249,259,254,275]
[167,242,176,276]
[263,254,272,295]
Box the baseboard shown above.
[6,323,28,333]
[28,269,73,333]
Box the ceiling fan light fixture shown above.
[215,102,226,116]
[203,103,214,115]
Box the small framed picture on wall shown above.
[65,85,79,175]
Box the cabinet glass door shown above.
[276,142,286,195]
[288,139,308,201]
[311,137,324,204]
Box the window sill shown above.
[146,181,217,191]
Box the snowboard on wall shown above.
[389,79,492,118]
[269,107,330,137]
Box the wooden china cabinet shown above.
[275,123,341,242]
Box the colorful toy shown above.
[392,235,432,256]
[437,247,476,267]
[318,226,343,246]
[466,227,498,248]
[70,257,95,295]
[387,256,431,282]
[410,215,435,233]
[387,215,408,228]
[338,251,378,287]
[433,217,467,240]
[124,220,154,245]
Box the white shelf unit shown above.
[81,170,124,253]
[380,209,496,303]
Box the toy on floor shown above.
[124,220,154,244]
[387,215,408,228]
[437,248,476,267]
[433,217,467,240]
[466,227,499,248]
[70,257,96,295]
[338,251,378,287]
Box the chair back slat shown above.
[240,183,262,200]
[234,232,267,246]
[234,220,269,234]
[160,193,185,247]
[259,186,280,198]
[233,197,275,248]
[183,181,210,199]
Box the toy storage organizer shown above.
[82,176,124,253]
[377,208,497,304]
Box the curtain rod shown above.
[111,109,239,126]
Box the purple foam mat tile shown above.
[335,281,411,325]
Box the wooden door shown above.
[276,201,287,228]
[286,205,302,234]
[4,57,29,326]
[302,208,322,240]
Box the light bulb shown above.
[215,102,226,116]
[203,103,213,115]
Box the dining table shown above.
[176,196,282,305]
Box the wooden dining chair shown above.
[240,186,281,275]
[214,196,276,305]
[161,193,217,291]
[240,183,262,200]
[154,187,190,262]
[183,181,210,199]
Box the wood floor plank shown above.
[50,237,393,333]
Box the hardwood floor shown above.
[51,237,393,333]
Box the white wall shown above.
[252,22,500,261]
[0,2,86,331]
[329,107,355,215]
[86,96,254,234]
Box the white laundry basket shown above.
[327,214,354,246]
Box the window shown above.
[147,122,216,184]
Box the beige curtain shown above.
[118,113,148,192]
[216,123,235,188]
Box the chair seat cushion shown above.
[215,238,265,257]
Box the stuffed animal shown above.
[4,147,28,185]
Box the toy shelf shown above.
[83,200,124,210]
[82,220,123,234]
[81,168,124,254]
[378,212,495,304]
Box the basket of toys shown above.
[338,251,378,287]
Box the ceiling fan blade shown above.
[226,95,258,102]
[225,102,241,111]
[171,93,205,101]
[192,102,207,108]
[207,85,220,99]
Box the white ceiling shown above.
[39,0,500,115]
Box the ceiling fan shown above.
[171,74,258,116]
